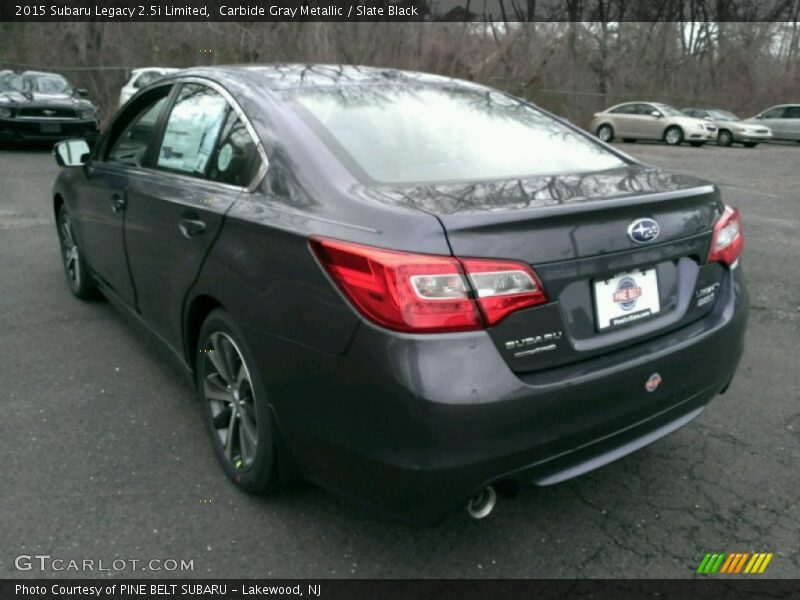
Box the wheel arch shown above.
[184,294,226,371]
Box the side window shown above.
[785,106,800,119]
[107,94,169,167]
[638,104,657,116]
[761,107,786,119]
[206,110,262,186]
[611,104,635,115]
[157,83,230,177]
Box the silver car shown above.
[682,107,772,147]
[744,104,800,142]
[590,102,717,146]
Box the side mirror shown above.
[74,88,89,98]
[650,111,662,118]
[54,139,91,167]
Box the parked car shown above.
[51,65,747,523]
[590,102,718,146]
[0,70,99,143]
[744,104,800,142]
[119,67,178,107]
[682,107,772,147]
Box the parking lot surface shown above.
[0,141,798,578]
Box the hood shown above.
[353,164,714,216]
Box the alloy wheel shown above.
[59,213,81,289]
[665,128,682,145]
[202,332,259,470]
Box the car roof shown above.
[132,67,178,74]
[162,63,479,92]
[20,70,67,78]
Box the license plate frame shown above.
[593,268,661,331]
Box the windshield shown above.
[0,74,24,92]
[707,109,740,121]
[654,104,685,117]
[286,84,626,185]
[29,74,72,94]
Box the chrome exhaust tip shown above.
[466,486,497,519]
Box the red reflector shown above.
[708,206,743,266]
[310,238,548,333]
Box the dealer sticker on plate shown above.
[594,268,661,330]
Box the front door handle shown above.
[110,193,126,213]
[179,216,207,238]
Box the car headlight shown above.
[78,109,96,120]
[0,107,12,118]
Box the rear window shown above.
[286,85,625,185]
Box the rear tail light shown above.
[310,237,547,333]
[708,205,743,266]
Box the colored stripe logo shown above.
[696,552,773,574]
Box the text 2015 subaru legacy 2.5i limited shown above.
[52,65,747,523]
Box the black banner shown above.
[4,580,800,600]
[1,0,799,22]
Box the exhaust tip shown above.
[466,486,497,519]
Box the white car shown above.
[119,68,178,107]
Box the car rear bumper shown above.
[251,264,748,523]
[0,118,99,142]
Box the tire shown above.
[196,309,282,494]
[689,142,705,147]
[743,142,758,148]
[622,138,637,143]
[56,204,97,300]
[717,130,733,147]
[596,124,614,143]
[663,126,684,146]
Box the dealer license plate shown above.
[594,269,661,330]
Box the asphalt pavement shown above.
[0,141,798,578]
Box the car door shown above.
[70,85,173,306]
[122,80,265,353]
[632,104,663,139]
[784,105,800,140]
[607,104,638,137]
[758,106,788,139]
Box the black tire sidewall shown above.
[196,309,277,494]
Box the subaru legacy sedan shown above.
[52,65,747,523]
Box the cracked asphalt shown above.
[0,141,798,579]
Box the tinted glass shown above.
[707,109,739,120]
[289,85,625,184]
[784,106,800,119]
[205,110,261,186]
[761,107,786,119]
[108,96,168,166]
[610,104,637,114]
[157,84,230,177]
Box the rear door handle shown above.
[179,216,207,238]
[110,193,126,213]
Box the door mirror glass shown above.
[651,111,662,118]
[54,139,90,167]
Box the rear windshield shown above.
[285,85,625,185]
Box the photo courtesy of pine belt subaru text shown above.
[51,65,748,523]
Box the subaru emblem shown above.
[628,218,660,244]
